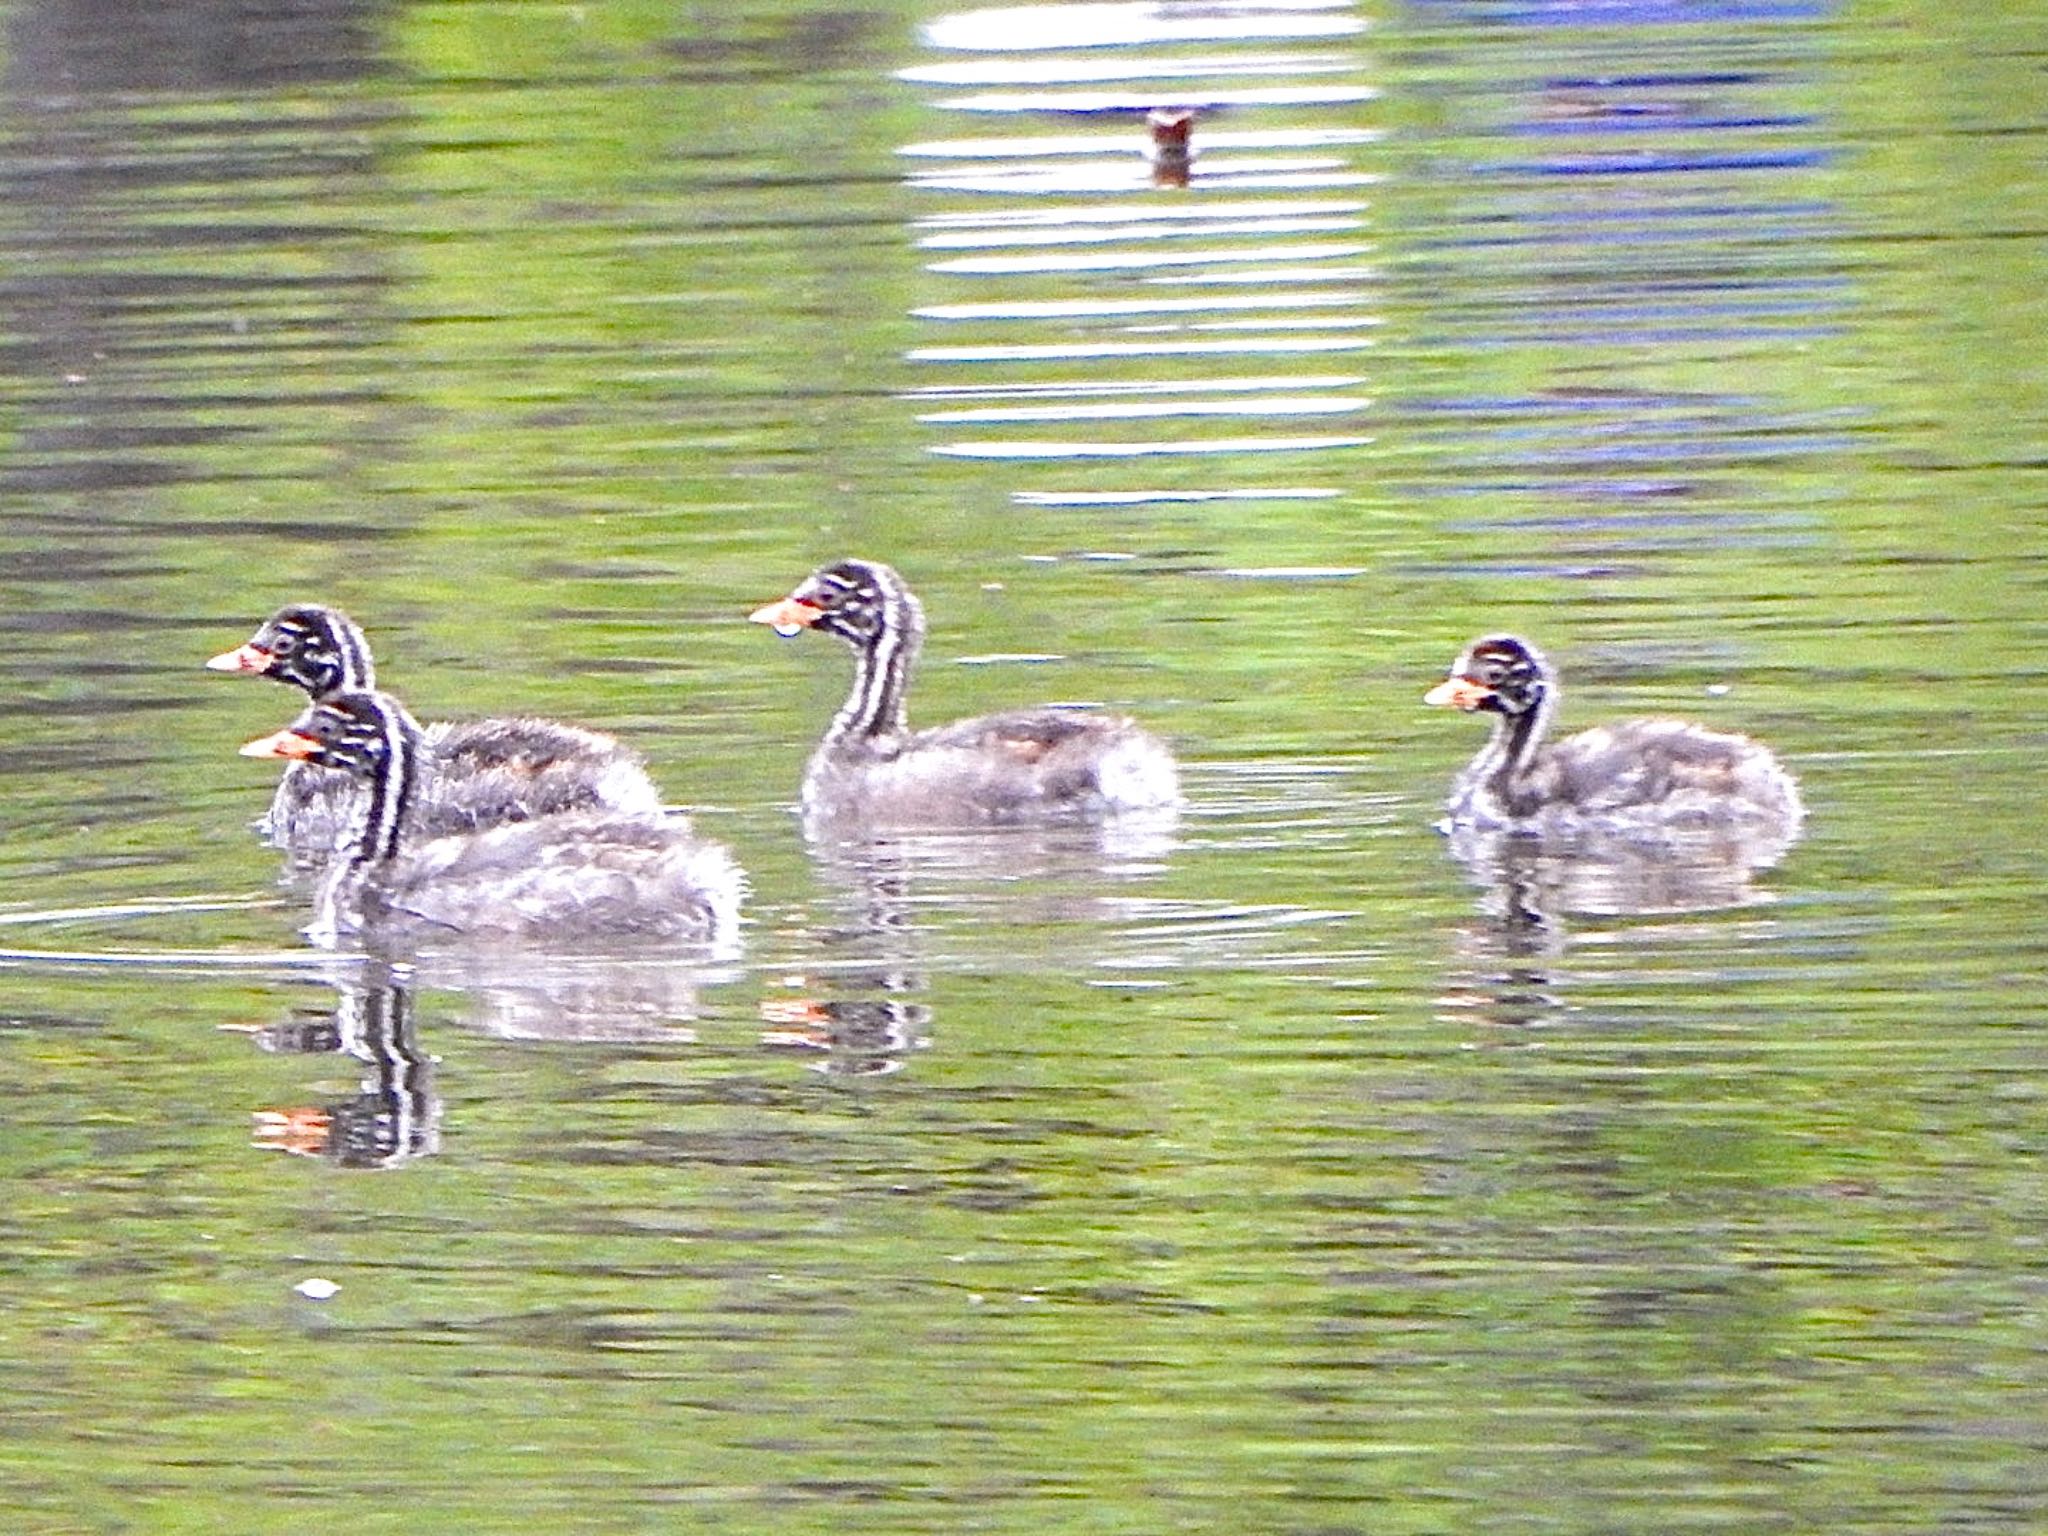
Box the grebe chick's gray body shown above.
[209,603,662,860]
[749,559,1180,828]
[241,689,741,949]
[1424,634,1803,839]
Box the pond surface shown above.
[1,0,2045,1530]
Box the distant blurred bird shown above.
[1147,107,1198,188]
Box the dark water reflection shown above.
[0,0,2046,1530]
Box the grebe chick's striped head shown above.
[206,603,374,698]
[1424,635,1552,719]
[749,559,923,650]
[240,688,420,781]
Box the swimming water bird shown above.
[239,688,742,949]
[1424,634,1802,837]
[749,558,1179,827]
[208,603,662,859]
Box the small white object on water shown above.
[1706,683,1732,696]
[295,1277,340,1301]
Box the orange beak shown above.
[206,642,273,675]
[240,728,323,761]
[748,596,824,638]
[1424,676,1495,711]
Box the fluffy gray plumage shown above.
[753,558,1180,829]
[251,689,741,951]
[265,716,666,861]
[1429,634,1804,840]
[212,603,664,864]
[334,805,743,948]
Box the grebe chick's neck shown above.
[242,688,424,927]
[1425,634,1556,810]
[750,558,924,747]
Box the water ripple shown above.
[932,433,1373,459]
[921,3,1367,51]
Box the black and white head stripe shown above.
[798,560,926,740]
[285,689,422,865]
[1454,635,1551,718]
[251,604,377,697]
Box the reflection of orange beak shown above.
[760,995,832,1050]
[205,642,273,675]
[253,1105,332,1157]
[760,997,830,1027]
[748,597,824,638]
[240,728,323,761]
[1424,676,1495,711]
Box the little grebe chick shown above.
[750,559,1179,828]
[1424,634,1802,837]
[241,688,741,949]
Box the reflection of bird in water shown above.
[750,558,1180,833]
[1436,916,1565,1034]
[432,955,715,1043]
[1434,821,1794,1033]
[812,816,1180,884]
[767,801,1184,1076]
[769,843,932,1077]
[1447,821,1789,921]
[761,992,931,1077]
[246,981,439,1169]
[1424,634,1802,849]
[209,603,662,864]
[240,689,743,950]
[1147,107,1199,187]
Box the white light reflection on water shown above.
[917,215,1364,247]
[901,59,1364,86]
[908,338,1373,359]
[920,1,1365,52]
[916,396,1365,424]
[933,434,1372,458]
[918,197,1366,224]
[901,127,1381,156]
[933,86,1376,112]
[909,159,1375,194]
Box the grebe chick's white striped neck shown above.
[751,558,924,744]
[241,689,742,949]
[1424,634,1804,839]
[209,602,663,861]
[750,558,1180,828]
